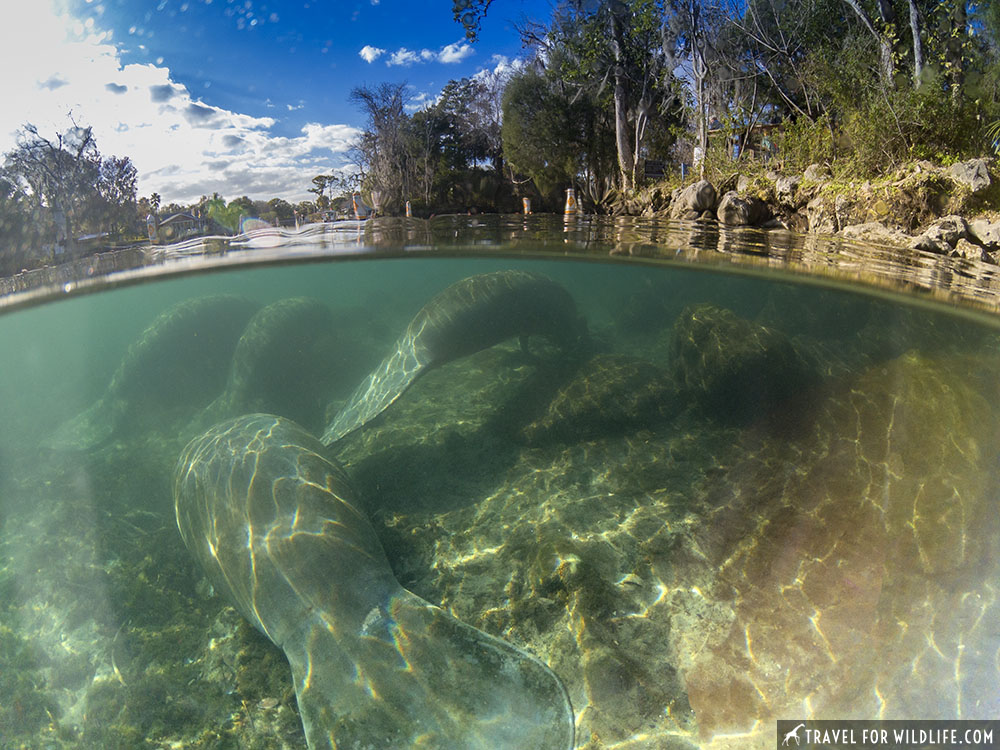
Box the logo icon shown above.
[782,723,806,746]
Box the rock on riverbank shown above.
[630,157,1000,263]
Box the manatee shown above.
[321,270,586,445]
[48,295,259,450]
[174,414,574,750]
[195,297,353,433]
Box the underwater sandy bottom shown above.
[1,275,999,750]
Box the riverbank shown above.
[626,157,1000,263]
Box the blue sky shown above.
[0,0,537,204]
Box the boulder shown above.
[911,235,952,254]
[841,222,910,247]
[716,191,771,227]
[951,237,987,261]
[910,214,970,254]
[666,304,816,422]
[775,175,801,205]
[833,193,869,228]
[670,180,717,219]
[803,163,832,183]
[968,218,1000,249]
[947,158,992,193]
[806,194,837,234]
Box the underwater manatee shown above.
[174,414,574,749]
[195,297,353,434]
[320,269,586,445]
[48,295,260,450]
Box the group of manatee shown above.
[55,270,586,749]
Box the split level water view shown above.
[0,216,997,749]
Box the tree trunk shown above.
[908,0,923,87]
[690,1,708,179]
[841,0,894,83]
[947,0,967,100]
[610,3,634,192]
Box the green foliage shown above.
[501,70,580,200]
[777,114,836,173]
[542,0,683,190]
[202,196,247,232]
[986,119,1000,155]
[0,172,49,275]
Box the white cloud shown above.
[388,48,421,67]
[0,2,360,204]
[404,90,439,113]
[477,54,525,79]
[385,40,475,67]
[358,44,385,64]
[438,41,473,64]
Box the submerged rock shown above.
[680,350,1000,735]
[667,304,816,421]
[522,355,678,444]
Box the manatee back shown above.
[321,270,585,445]
[174,414,394,644]
[410,270,584,364]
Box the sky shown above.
[0,0,536,205]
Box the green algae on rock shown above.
[667,303,818,422]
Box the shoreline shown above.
[625,156,1000,263]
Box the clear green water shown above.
[1,247,998,749]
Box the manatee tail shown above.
[320,338,426,446]
[283,588,574,750]
[45,396,117,451]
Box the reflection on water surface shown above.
[6,215,1000,317]
[0,222,997,749]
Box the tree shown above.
[308,174,334,208]
[520,0,681,191]
[0,170,47,274]
[453,0,496,40]
[501,68,594,202]
[3,121,101,252]
[267,198,294,223]
[95,155,138,238]
[350,82,412,214]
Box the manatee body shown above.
[321,270,585,445]
[49,295,259,450]
[195,297,342,433]
[174,414,574,750]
